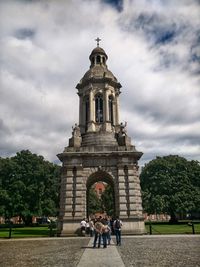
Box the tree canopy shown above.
[101,184,115,217]
[0,150,61,224]
[87,183,115,217]
[140,155,200,221]
[87,187,102,216]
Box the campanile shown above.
[57,39,145,235]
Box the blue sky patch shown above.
[155,30,175,44]
[102,0,123,11]
[15,28,35,40]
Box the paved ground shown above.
[77,238,125,267]
[0,237,89,267]
[117,235,200,267]
[0,235,199,267]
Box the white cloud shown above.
[0,0,199,165]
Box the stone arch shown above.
[86,170,116,218]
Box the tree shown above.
[87,187,102,216]
[140,155,200,222]
[101,184,115,217]
[0,150,61,224]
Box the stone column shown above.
[78,93,84,133]
[82,96,87,132]
[115,93,120,125]
[87,88,95,132]
[117,165,129,218]
[74,166,86,219]
[103,86,112,132]
[89,89,94,121]
[58,168,67,219]
[116,164,142,218]
[112,95,116,126]
[62,168,74,219]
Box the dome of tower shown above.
[89,46,108,60]
[76,45,122,89]
[82,65,117,81]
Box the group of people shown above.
[80,216,122,248]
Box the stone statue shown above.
[119,121,127,136]
[72,123,81,137]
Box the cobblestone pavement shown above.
[0,237,90,267]
[115,235,200,267]
[0,235,199,267]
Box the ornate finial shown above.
[95,37,101,47]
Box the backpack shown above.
[115,219,121,229]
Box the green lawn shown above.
[145,223,200,235]
[0,222,199,238]
[0,226,55,238]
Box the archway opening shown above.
[86,171,115,220]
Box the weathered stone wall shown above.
[58,151,145,236]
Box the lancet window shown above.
[108,95,114,125]
[95,94,103,123]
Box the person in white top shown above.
[80,218,86,235]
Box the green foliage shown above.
[0,150,61,224]
[87,187,102,215]
[101,184,115,217]
[140,155,200,221]
[87,183,115,217]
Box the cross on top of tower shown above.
[95,37,101,47]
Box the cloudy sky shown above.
[0,0,200,166]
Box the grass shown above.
[145,222,200,235]
[0,222,199,238]
[0,226,56,239]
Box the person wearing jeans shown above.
[113,217,123,246]
[93,219,103,248]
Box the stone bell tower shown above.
[57,39,145,236]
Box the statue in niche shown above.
[72,123,81,137]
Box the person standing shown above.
[102,222,111,248]
[93,218,103,248]
[80,218,86,236]
[89,219,94,237]
[85,219,90,236]
[106,217,111,245]
[113,217,123,246]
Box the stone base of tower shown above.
[57,218,146,237]
[57,219,81,237]
[120,218,146,235]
